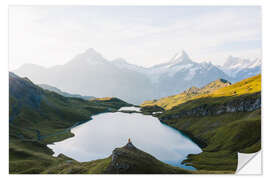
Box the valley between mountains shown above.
[9,71,261,174]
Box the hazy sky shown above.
[9,6,261,70]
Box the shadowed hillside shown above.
[9,72,131,173]
[9,72,261,174]
[38,84,95,100]
[9,72,197,174]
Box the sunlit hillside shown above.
[141,74,261,110]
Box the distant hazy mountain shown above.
[14,48,260,104]
[112,58,147,74]
[14,48,154,104]
[38,84,95,100]
[218,56,261,82]
[9,72,131,175]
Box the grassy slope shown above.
[10,73,193,174]
[145,75,261,172]
[211,74,261,97]
[162,110,260,171]
[10,90,129,144]
[10,73,261,174]
[142,75,260,110]
[9,73,131,174]
[141,79,231,110]
[90,97,132,109]
[42,142,193,174]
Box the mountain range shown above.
[218,55,261,82]
[13,48,261,104]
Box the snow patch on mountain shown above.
[168,64,194,77]
[168,50,192,67]
[220,56,261,78]
[184,66,199,81]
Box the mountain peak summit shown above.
[69,48,107,65]
[84,48,102,56]
[181,50,189,58]
[169,50,192,65]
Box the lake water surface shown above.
[48,107,202,170]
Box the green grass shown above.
[9,138,56,174]
[212,74,261,97]
[142,74,261,110]
[149,75,262,171]
[90,97,132,109]
[10,89,130,144]
[103,143,193,174]
[183,150,237,171]
[140,105,165,115]
[42,157,112,174]
[10,73,261,174]
[9,73,132,173]
[9,138,195,174]
[159,107,261,171]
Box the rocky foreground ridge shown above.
[104,139,191,174]
[40,139,194,174]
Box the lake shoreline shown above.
[48,106,202,170]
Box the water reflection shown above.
[119,106,141,111]
[48,107,202,170]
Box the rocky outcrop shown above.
[160,93,261,120]
[109,141,136,172]
[105,139,191,174]
[184,86,200,96]
[111,151,130,171]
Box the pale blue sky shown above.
[9,6,261,69]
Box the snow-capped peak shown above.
[249,58,261,68]
[223,56,261,69]
[200,61,214,70]
[223,56,251,69]
[220,56,261,78]
[168,50,192,66]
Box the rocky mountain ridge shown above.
[218,55,261,82]
[13,48,260,104]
